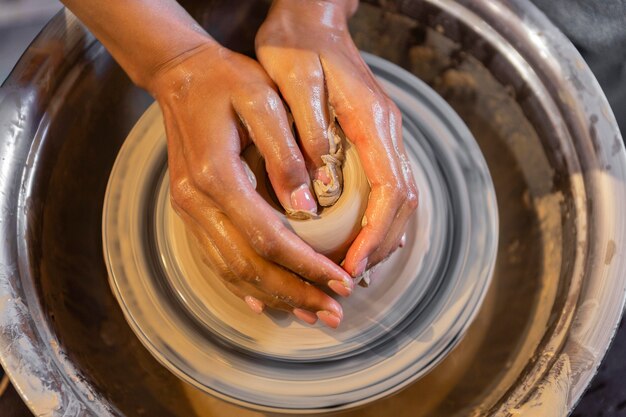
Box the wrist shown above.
[147,40,225,99]
[270,0,356,27]
[131,30,218,91]
[142,38,222,96]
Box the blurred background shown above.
[0,0,61,81]
[0,0,624,416]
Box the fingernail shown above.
[293,308,318,325]
[244,296,264,314]
[328,280,352,297]
[399,234,407,248]
[290,184,317,214]
[317,311,341,329]
[314,167,331,185]
[354,258,368,277]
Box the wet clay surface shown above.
[20,2,569,417]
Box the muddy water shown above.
[31,3,563,417]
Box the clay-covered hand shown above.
[151,42,354,328]
[256,0,419,278]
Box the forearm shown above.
[267,0,358,33]
[272,0,359,19]
[61,0,216,90]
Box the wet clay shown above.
[312,118,347,207]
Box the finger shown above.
[367,202,413,266]
[223,282,287,313]
[232,88,317,219]
[344,184,403,277]
[212,212,344,327]
[174,211,290,314]
[173,200,340,327]
[167,108,353,294]
[389,101,419,204]
[173,186,345,316]
[265,54,344,206]
[161,101,339,322]
[190,150,354,294]
[173,202,291,314]
[362,105,418,268]
[254,262,343,328]
[225,282,319,326]
[321,56,417,277]
[223,281,269,314]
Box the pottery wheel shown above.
[102,53,498,413]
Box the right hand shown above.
[256,0,418,279]
[150,42,354,328]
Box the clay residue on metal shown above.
[508,354,571,417]
[605,239,616,265]
[0,295,61,416]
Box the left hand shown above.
[256,0,418,278]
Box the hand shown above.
[256,0,418,278]
[151,42,354,328]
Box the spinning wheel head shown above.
[102,53,498,413]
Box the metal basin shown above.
[0,0,624,416]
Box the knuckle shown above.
[386,97,399,112]
[228,258,255,283]
[260,240,281,260]
[363,221,386,238]
[217,266,238,284]
[250,231,281,260]
[266,297,291,311]
[287,65,324,87]
[299,126,330,155]
[248,86,272,103]
[200,252,238,284]
[301,284,323,307]
[273,281,308,308]
[243,87,280,114]
[406,187,419,211]
[406,194,419,212]
[387,100,402,121]
[278,292,304,308]
[382,181,406,206]
[276,152,305,178]
[191,164,220,194]
[262,297,281,309]
[362,91,387,111]
[170,178,194,210]
[360,96,381,114]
